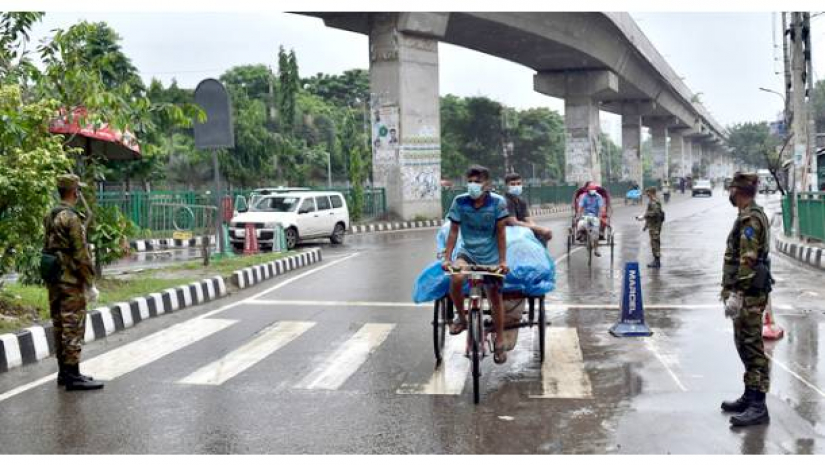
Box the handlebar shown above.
[443,264,505,277]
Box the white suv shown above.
[229,191,349,251]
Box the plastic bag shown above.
[414,223,555,302]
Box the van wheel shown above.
[285,227,298,250]
[330,223,346,245]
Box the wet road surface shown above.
[1,189,824,454]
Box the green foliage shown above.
[86,205,135,268]
[726,122,778,168]
[303,69,369,108]
[342,111,365,221]
[599,133,622,182]
[0,12,44,86]
[511,107,566,182]
[0,85,72,278]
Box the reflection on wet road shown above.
[0,189,823,453]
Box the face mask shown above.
[588,189,597,196]
[468,182,483,199]
[508,185,522,196]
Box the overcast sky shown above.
[26,11,825,138]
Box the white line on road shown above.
[178,321,316,386]
[553,246,583,265]
[644,333,688,392]
[529,327,593,399]
[249,299,429,308]
[766,354,825,399]
[396,336,469,395]
[0,252,360,404]
[296,323,395,391]
[83,318,238,381]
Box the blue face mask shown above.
[467,182,483,199]
[508,185,523,196]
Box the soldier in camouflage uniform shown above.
[44,174,103,391]
[721,172,772,426]
[636,187,664,268]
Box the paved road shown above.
[1,189,824,454]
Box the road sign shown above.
[193,79,235,150]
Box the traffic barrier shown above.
[762,298,784,340]
[243,223,259,255]
[609,262,653,337]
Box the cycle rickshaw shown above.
[431,264,547,404]
[566,184,615,266]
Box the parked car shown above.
[691,179,713,197]
[229,191,349,251]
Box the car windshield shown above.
[251,196,299,212]
[695,181,711,187]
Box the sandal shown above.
[449,318,468,335]
[493,339,508,364]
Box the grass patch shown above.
[0,249,295,333]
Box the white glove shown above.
[635,216,643,221]
[724,292,742,319]
[86,285,100,303]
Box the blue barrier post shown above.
[609,261,653,337]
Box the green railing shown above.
[798,192,825,242]
[440,182,634,216]
[98,187,387,237]
[782,195,793,237]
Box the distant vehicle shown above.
[692,179,713,197]
[229,191,349,251]
[756,170,777,194]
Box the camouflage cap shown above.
[645,186,657,195]
[56,174,86,190]
[729,172,758,189]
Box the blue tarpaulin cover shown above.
[413,221,556,303]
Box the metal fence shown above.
[781,193,825,242]
[441,181,635,216]
[98,187,387,238]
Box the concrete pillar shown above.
[368,13,448,220]
[620,105,643,188]
[535,70,619,185]
[648,119,669,183]
[669,130,686,178]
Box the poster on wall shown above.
[371,105,399,161]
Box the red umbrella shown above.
[49,107,141,161]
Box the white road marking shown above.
[296,323,395,390]
[765,354,825,399]
[553,246,584,265]
[396,336,469,395]
[249,299,429,308]
[0,251,358,404]
[529,327,593,399]
[644,332,688,392]
[178,321,315,386]
[82,318,237,381]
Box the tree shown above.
[726,122,777,168]
[341,111,365,221]
[598,133,622,183]
[0,84,72,281]
[511,107,565,182]
[0,12,44,86]
[277,47,300,135]
[303,69,369,108]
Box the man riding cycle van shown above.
[442,165,511,364]
[503,172,553,246]
[576,183,606,257]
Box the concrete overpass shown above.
[303,12,734,219]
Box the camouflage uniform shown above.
[44,180,95,367]
[722,199,771,394]
[643,192,664,259]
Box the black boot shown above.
[57,361,95,386]
[647,258,661,269]
[64,364,104,391]
[730,390,770,427]
[721,389,750,413]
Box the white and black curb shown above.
[775,237,825,271]
[131,235,217,252]
[232,249,322,289]
[0,276,227,374]
[1,248,324,374]
[349,205,573,235]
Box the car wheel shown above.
[285,227,298,250]
[330,223,346,245]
